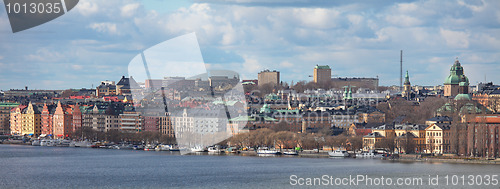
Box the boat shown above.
[132,145,144,150]
[41,139,56,147]
[257,147,280,155]
[282,150,298,155]
[225,147,239,153]
[31,139,41,146]
[190,146,207,152]
[74,141,93,148]
[55,139,71,147]
[356,150,383,158]
[207,146,221,153]
[328,149,349,157]
[144,144,156,151]
[169,146,180,151]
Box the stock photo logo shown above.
[3,0,79,33]
[128,33,248,154]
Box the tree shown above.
[349,136,363,152]
[376,136,395,153]
[271,131,295,150]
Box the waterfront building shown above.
[362,132,384,150]
[424,123,451,154]
[21,102,41,136]
[82,103,121,132]
[465,115,500,158]
[313,65,331,84]
[9,105,26,135]
[72,103,83,132]
[0,102,19,134]
[444,59,469,98]
[53,101,73,138]
[119,108,143,133]
[158,115,174,138]
[41,103,56,136]
[258,70,280,87]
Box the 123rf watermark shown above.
[290,174,499,186]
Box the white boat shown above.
[31,139,41,146]
[190,146,207,152]
[207,147,221,153]
[78,141,93,148]
[41,139,55,146]
[328,149,349,157]
[55,139,71,147]
[356,150,383,158]
[257,147,280,154]
[144,144,156,151]
[282,150,298,155]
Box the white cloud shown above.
[72,65,83,70]
[121,3,140,17]
[280,61,293,68]
[89,22,119,35]
[440,28,470,48]
[242,55,262,73]
[0,55,3,60]
[76,1,99,16]
[385,15,423,27]
[27,49,64,62]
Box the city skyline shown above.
[0,0,499,90]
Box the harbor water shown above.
[0,144,498,188]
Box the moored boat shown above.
[328,149,349,157]
[282,150,298,155]
[257,147,280,155]
[190,146,207,152]
[355,150,383,158]
[207,146,221,153]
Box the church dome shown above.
[444,59,468,85]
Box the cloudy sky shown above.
[0,0,499,90]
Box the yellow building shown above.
[258,70,280,87]
[362,132,384,150]
[372,124,395,137]
[20,102,41,136]
[425,123,451,154]
[313,65,331,84]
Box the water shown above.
[0,145,498,189]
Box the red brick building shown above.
[466,115,500,158]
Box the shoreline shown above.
[390,157,500,165]
[2,143,499,164]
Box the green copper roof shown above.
[404,70,410,85]
[454,94,471,101]
[444,59,469,85]
[314,65,331,69]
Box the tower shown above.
[402,70,411,99]
[313,65,331,84]
[444,59,469,97]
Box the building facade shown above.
[0,102,19,134]
[313,65,331,84]
[258,70,280,87]
[53,102,73,138]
